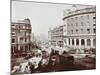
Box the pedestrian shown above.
[36,60,42,72]
[24,65,30,73]
[18,65,23,73]
[30,64,35,73]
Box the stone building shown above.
[48,25,65,47]
[63,6,96,50]
[11,18,32,57]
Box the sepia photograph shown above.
[11,0,96,74]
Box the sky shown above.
[12,1,91,40]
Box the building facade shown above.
[48,25,65,47]
[63,6,96,49]
[11,18,32,58]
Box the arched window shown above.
[81,39,85,45]
[93,39,96,46]
[72,39,74,45]
[76,39,79,45]
[87,39,91,46]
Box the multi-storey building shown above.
[11,18,32,58]
[63,6,96,49]
[48,25,65,47]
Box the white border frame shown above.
[0,0,97,75]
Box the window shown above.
[67,19,69,21]
[87,15,89,19]
[25,38,27,42]
[21,25,23,28]
[71,24,73,26]
[18,30,21,33]
[12,31,15,35]
[76,29,78,33]
[11,46,14,53]
[93,16,96,19]
[93,28,96,34]
[93,20,96,23]
[26,25,29,29]
[12,33,15,35]
[87,29,90,34]
[81,39,85,45]
[19,26,21,28]
[12,25,15,28]
[69,39,70,45]
[93,24,96,26]
[25,46,28,51]
[71,30,73,34]
[87,39,91,46]
[75,17,78,20]
[71,18,74,21]
[12,39,15,43]
[87,21,90,26]
[81,16,84,20]
[59,41,63,47]
[76,23,78,26]
[14,47,17,53]
[20,37,23,41]
[20,46,23,51]
[16,25,19,29]
[76,39,79,45]
[81,22,84,26]
[93,39,96,46]
[29,30,31,34]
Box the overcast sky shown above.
[12,1,91,40]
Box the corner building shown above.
[63,7,96,49]
[11,18,32,57]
